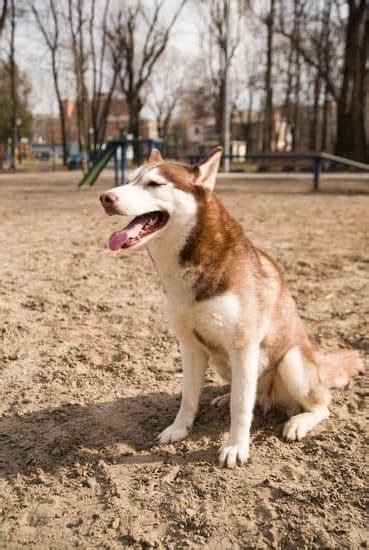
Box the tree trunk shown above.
[59,105,69,166]
[95,88,116,156]
[68,0,89,174]
[31,1,69,166]
[291,0,303,151]
[75,98,88,173]
[0,0,8,57]
[89,0,117,162]
[127,96,143,164]
[335,1,368,161]
[309,70,321,151]
[214,77,224,141]
[282,40,294,147]
[9,0,16,171]
[320,0,333,152]
[262,0,275,153]
[291,49,301,151]
[245,86,254,149]
[247,88,254,127]
[51,59,68,166]
[321,81,330,151]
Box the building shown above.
[31,95,157,155]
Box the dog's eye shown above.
[147,181,162,188]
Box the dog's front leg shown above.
[219,343,259,467]
[158,336,207,444]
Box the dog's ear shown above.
[194,147,222,191]
[148,148,163,163]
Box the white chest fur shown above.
[166,289,241,344]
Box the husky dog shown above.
[100,147,363,467]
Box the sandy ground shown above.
[0,171,368,548]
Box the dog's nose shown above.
[100,192,117,205]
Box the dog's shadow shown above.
[0,387,284,478]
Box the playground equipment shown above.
[78,139,162,188]
[189,151,369,190]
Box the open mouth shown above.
[108,211,169,251]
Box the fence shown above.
[188,152,369,190]
[80,145,369,190]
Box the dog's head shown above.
[100,147,222,251]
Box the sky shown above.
[11,1,203,116]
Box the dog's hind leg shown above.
[209,357,231,407]
[276,346,331,441]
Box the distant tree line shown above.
[274,0,369,161]
[192,0,368,161]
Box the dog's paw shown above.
[158,424,188,445]
[282,416,309,441]
[211,392,230,407]
[218,442,249,468]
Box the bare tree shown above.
[277,0,369,161]
[148,50,185,141]
[0,0,8,53]
[31,0,69,165]
[66,0,118,168]
[33,0,120,169]
[88,0,117,160]
[281,38,294,148]
[67,0,90,172]
[290,0,307,151]
[108,0,187,151]
[245,63,260,129]
[263,0,275,152]
[234,43,263,152]
[247,0,278,151]
[8,0,16,170]
[320,1,333,151]
[276,0,333,152]
[335,0,368,160]
[198,0,241,140]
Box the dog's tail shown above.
[319,349,364,389]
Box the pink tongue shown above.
[108,216,149,251]
[108,229,129,251]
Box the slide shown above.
[78,146,114,188]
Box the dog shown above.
[100,147,363,467]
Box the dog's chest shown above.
[151,249,241,345]
[165,285,241,346]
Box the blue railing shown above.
[188,152,369,190]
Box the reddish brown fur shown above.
[180,187,253,301]
[158,161,197,192]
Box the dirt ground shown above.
[0,171,368,548]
